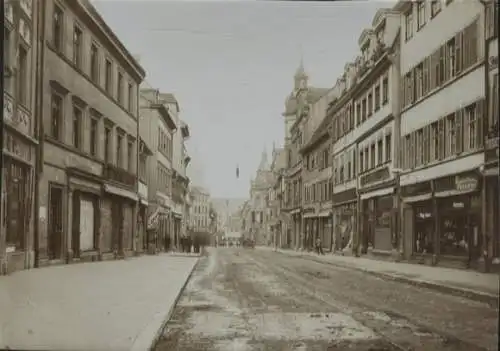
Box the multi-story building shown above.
[350,10,401,257]
[299,89,336,251]
[483,0,499,270]
[139,87,177,252]
[267,147,287,248]
[282,62,329,250]
[395,0,486,268]
[159,93,190,248]
[36,0,145,265]
[190,186,211,233]
[249,149,274,245]
[2,0,38,274]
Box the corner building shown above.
[37,0,145,265]
[396,0,486,269]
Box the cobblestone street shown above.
[154,248,497,351]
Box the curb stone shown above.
[273,249,499,307]
[130,256,201,351]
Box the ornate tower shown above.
[294,58,308,91]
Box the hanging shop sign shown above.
[455,175,478,192]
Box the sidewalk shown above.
[0,253,199,351]
[258,246,499,305]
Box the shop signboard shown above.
[455,176,478,192]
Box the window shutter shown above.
[476,99,484,148]
[438,119,445,160]
[455,31,463,74]
[463,24,470,70]
[429,51,436,90]
[456,108,463,154]
[443,42,449,82]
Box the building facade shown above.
[249,150,274,245]
[2,0,38,274]
[396,0,486,268]
[300,89,336,251]
[483,0,499,270]
[282,63,329,250]
[351,10,401,257]
[139,87,177,252]
[190,186,211,233]
[267,147,287,248]
[36,0,145,266]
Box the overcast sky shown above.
[93,0,383,198]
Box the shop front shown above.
[402,171,484,269]
[303,208,316,250]
[332,188,357,253]
[360,194,394,254]
[318,203,332,250]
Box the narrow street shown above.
[155,248,497,351]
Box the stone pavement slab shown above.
[257,246,499,305]
[0,254,199,351]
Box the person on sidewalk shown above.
[316,237,324,255]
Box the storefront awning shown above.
[318,211,331,218]
[172,212,182,219]
[104,184,138,202]
[403,194,432,203]
[303,213,316,219]
[360,187,394,200]
[140,198,148,206]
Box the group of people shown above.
[180,235,204,254]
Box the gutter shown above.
[34,0,47,268]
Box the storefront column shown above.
[431,180,439,266]
[66,190,74,262]
[481,178,490,272]
[354,198,360,257]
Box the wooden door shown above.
[79,198,95,252]
[48,185,63,259]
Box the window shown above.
[491,74,499,135]
[359,151,364,173]
[73,25,82,68]
[117,72,123,104]
[364,147,369,170]
[462,19,478,70]
[446,38,456,80]
[4,26,11,69]
[127,139,134,172]
[465,104,477,150]
[128,83,134,112]
[72,104,82,149]
[90,43,99,83]
[385,134,392,162]
[116,133,123,167]
[104,126,111,164]
[485,1,498,40]
[382,76,389,104]
[417,1,426,30]
[362,98,367,122]
[53,4,63,52]
[367,93,373,117]
[377,139,383,166]
[17,45,28,106]
[403,135,411,169]
[90,117,98,156]
[50,92,63,140]
[404,9,413,41]
[370,144,376,169]
[356,103,361,126]
[416,129,424,166]
[405,71,413,106]
[374,85,380,111]
[438,119,446,160]
[446,113,456,156]
[105,59,112,93]
[415,63,423,100]
[431,0,441,17]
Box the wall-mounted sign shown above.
[489,55,498,70]
[455,176,478,192]
[453,202,465,209]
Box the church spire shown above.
[294,52,308,90]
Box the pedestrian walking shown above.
[316,237,324,255]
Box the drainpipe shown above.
[34,0,47,268]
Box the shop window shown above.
[414,207,434,254]
[440,216,469,257]
[4,162,28,250]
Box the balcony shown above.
[103,164,136,187]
